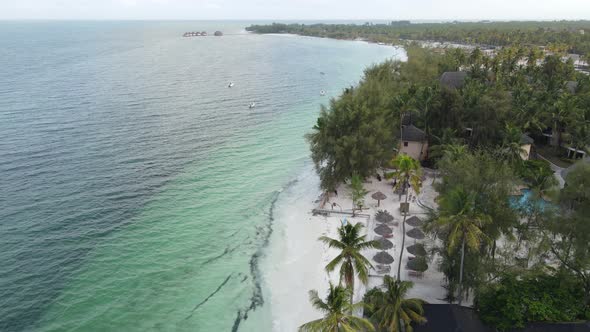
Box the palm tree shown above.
[299,283,375,332]
[366,276,427,332]
[350,174,369,216]
[500,124,528,165]
[548,93,576,150]
[320,223,381,301]
[428,128,465,162]
[435,188,490,305]
[413,86,436,159]
[387,154,423,281]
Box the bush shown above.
[475,273,588,330]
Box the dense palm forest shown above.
[306,45,589,190]
[298,44,590,330]
[247,21,590,55]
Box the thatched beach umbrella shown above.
[406,216,423,227]
[374,224,393,236]
[373,251,394,264]
[406,228,425,240]
[407,243,427,256]
[406,256,428,272]
[375,237,394,250]
[371,191,387,207]
[375,210,394,223]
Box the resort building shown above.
[399,124,428,161]
[520,134,535,160]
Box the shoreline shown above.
[260,165,446,331]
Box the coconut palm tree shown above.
[299,283,374,332]
[366,276,427,332]
[386,154,423,281]
[428,128,466,163]
[320,223,381,300]
[500,124,528,166]
[435,188,490,305]
[350,173,369,216]
[547,94,577,150]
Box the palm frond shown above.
[298,318,328,332]
[325,253,344,273]
[308,290,331,313]
[319,236,346,250]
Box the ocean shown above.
[0,21,404,331]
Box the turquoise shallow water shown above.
[509,189,549,212]
[0,21,403,331]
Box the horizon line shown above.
[1,18,590,22]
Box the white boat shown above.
[228,82,234,88]
[320,90,326,96]
[249,102,256,109]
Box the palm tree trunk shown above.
[492,240,497,263]
[350,276,354,309]
[397,179,409,281]
[345,261,354,309]
[458,236,466,306]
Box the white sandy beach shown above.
[263,166,447,331]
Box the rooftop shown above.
[401,125,426,142]
[521,133,534,145]
[413,304,590,332]
[412,304,492,332]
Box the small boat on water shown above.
[320,71,325,75]
[249,102,256,109]
[228,82,234,88]
[320,90,326,96]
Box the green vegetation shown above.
[247,21,590,55]
[364,276,427,332]
[299,29,590,329]
[299,283,375,332]
[542,162,590,303]
[475,273,589,330]
[305,44,589,192]
[434,188,490,305]
[307,223,425,332]
[350,174,369,215]
[319,223,381,301]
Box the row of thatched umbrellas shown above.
[369,193,429,272]
[373,209,395,264]
[404,216,428,272]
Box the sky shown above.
[1,0,590,20]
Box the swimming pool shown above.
[509,189,549,211]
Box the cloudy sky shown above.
[2,0,590,20]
